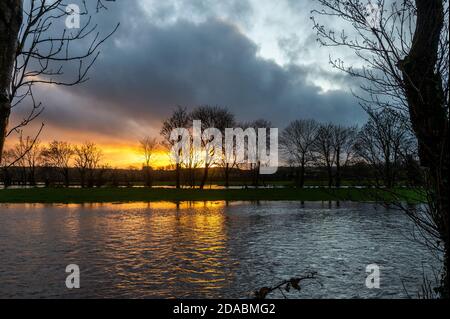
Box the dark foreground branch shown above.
[254,272,320,299]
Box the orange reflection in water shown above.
[15,201,226,210]
[11,201,237,297]
[69,201,236,297]
[92,201,227,211]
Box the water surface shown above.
[0,201,439,298]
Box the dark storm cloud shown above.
[14,0,366,142]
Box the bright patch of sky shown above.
[137,0,359,93]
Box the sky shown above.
[10,0,368,168]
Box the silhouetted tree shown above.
[221,112,240,188]
[332,125,357,188]
[0,148,14,188]
[74,142,102,188]
[12,134,28,185]
[314,0,449,295]
[354,110,414,188]
[190,106,235,189]
[313,123,335,188]
[0,0,117,162]
[161,106,190,189]
[280,119,319,188]
[22,136,41,186]
[40,141,74,187]
[10,133,41,186]
[139,136,158,187]
[246,119,272,188]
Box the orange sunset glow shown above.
[98,145,170,169]
[4,138,172,169]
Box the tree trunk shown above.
[327,165,333,188]
[80,171,86,188]
[335,147,341,188]
[384,160,392,188]
[199,165,209,190]
[443,245,450,298]
[399,0,449,297]
[175,163,181,189]
[299,158,306,188]
[294,167,300,188]
[189,167,195,188]
[0,0,23,161]
[254,161,260,188]
[2,168,11,188]
[144,167,152,188]
[88,170,94,188]
[224,163,230,189]
[64,168,70,187]
[29,167,36,186]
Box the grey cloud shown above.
[140,0,254,25]
[15,1,366,142]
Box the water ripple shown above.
[0,201,440,299]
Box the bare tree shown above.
[160,106,190,189]
[217,111,236,189]
[0,0,22,160]
[139,136,158,187]
[332,125,358,188]
[280,119,319,188]
[313,123,336,188]
[0,149,14,188]
[190,105,235,189]
[74,142,102,188]
[40,140,74,187]
[12,134,28,185]
[22,135,41,186]
[222,129,238,189]
[0,0,118,162]
[354,110,414,188]
[313,0,449,296]
[184,141,203,188]
[245,119,272,188]
[10,133,41,186]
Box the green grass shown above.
[136,180,382,187]
[0,187,425,204]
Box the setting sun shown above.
[100,145,170,169]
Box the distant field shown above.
[0,187,425,204]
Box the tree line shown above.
[281,109,418,189]
[1,106,419,189]
[159,105,419,189]
[1,140,106,188]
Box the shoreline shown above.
[0,187,424,204]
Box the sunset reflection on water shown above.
[97,201,234,296]
[0,201,439,298]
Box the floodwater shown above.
[0,201,440,299]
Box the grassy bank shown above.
[0,187,425,204]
